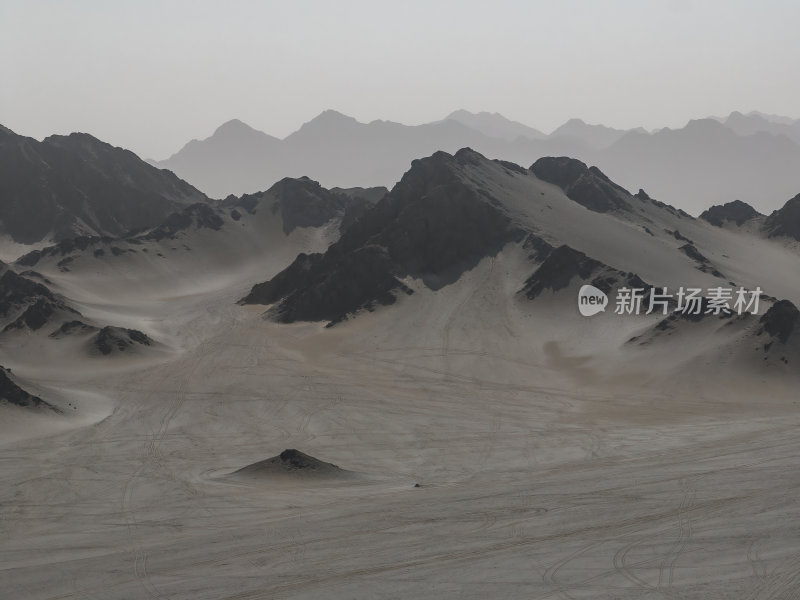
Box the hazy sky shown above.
[2,0,799,159]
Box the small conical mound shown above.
[232,449,351,479]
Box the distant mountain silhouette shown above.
[722,111,800,145]
[0,125,207,244]
[154,110,588,199]
[442,110,546,141]
[549,118,638,149]
[154,110,800,215]
[155,119,281,200]
[598,119,800,215]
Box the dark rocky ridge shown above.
[530,157,632,213]
[242,149,524,324]
[764,193,800,241]
[521,244,651,301]
[700,200,762,227]
[16,176,359,272]
[0,262,156,355]
[0,126,208,244]
[230,176,354,234]
[49,320,98,338]
[330,186,388,205]
[0,267,78,332]
[0,367,58,412]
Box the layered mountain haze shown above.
[442,109,547,141]
[153,110,800,215]
[548,118,639,149]
[154,119,282,200]
[599,118,800,216]
[720,110,800,145]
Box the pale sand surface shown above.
[2,245,799,600]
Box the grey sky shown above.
[2,0,799,160]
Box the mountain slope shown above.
[243,147,800,335]
[242,149,522,324]
[14,176,357,316]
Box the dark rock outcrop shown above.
[521,245,604,299]
[530,157,631,213]
[0,267,77,332]
[142,203,224,240]
[243,247,410,325]
[231,177,352,234]
[0,367,58,412]
[700,200,762,227]
[521,244,651,302]
[764,193,800,241]
[759,300,799,344]
[91,327,153,355]
[330,186,388,205]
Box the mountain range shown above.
[152,110,800,215]
[4,127,800,598]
